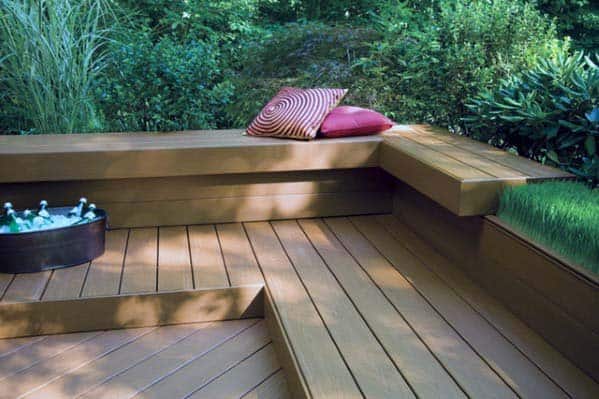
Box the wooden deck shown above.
[0,224,262,303]
[0,318,288,399]
[1,216,597,398]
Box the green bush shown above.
[536,0,599,51]
[465,51,599,186]
[497,181,599,274]
[96,34,233,131]
[225,22,380,127]
[355,0,561,128]
[0,0,115,134]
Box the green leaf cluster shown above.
[465,51,599,186]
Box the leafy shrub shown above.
[497,181,599,274]
[225,22,380,127]
[356,0,561,128]
[465,51,599,186]
[536,0,599,51]
[96,34,234,131]
[0,0,115,134]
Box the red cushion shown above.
[247,87,347,140]
[319,106,393,138]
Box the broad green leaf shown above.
[585,136,597,156]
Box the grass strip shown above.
[497,181,599,275]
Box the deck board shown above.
[320,217,515,398]
[188,224,230,289]
[0,319,286,399]
[320,217,467,398]
[351,216,568,398]
[120,228,157,294]
[188,344,280,399]
[42,263,89,301]
[1,272,50,303]
[132,320,271,399]
[0,328,151,399]
[375,214,599,399]
[381,125,573,215]
[157,226,193,291]
[244,222,362,399]
[81,229,128,297]
[241,369,289,399]
[217,223,263,286]
[0,216,595,398]
[274,220,414,399]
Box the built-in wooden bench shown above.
[0,130,392,227]
[382,125,574,215]
[0,127,597,398]
[0,126,572,226]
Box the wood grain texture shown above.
[0,169,394,228]
[158,226,193,292]
[133,320,271,399]
[104,191,393,228]
[188,344,280,399]
[188,225,230,289]
[42,263,89,301]
[1,272,50,303]
[0,320,278,399]
[242,369,289,399]
[79,319,258,399]
[217,223,263,286]
[376,213,599,399]
[352,216,568,399]
[275,219,415,399]
[120,228,158,294]
[0,328,151,399]
[0,285,263,339]
[381,125,572,215]
[392,184,599,385]
[22,324,198,399]
[409,124,573,179]
[244,222,362,399]
[81,229,128,297]
[349,216,517,399]
[264,290,310,399]
[322,217,467,398]
[0,130,382,183]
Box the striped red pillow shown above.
[247,87,348,140]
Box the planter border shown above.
[486,215,599,286]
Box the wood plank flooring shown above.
[0,216,597,398]
[0,319,288,399]
[253,216,599,399]
[0,224,263,304]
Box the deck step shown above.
[257,216,599,399]
[0,319,290,399]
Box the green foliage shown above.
[497,181,599,274]
[257,0,384,22]
[0,0,115,134]
[357,0,561,127]
[225,22,380,126]
[96,34,234,131]
[536,0,599,51]
[465,51,599,186]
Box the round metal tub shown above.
[0,207,106,273]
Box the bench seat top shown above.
[0,126,573,216]
[381,125,573,215]
[0,129,382,183]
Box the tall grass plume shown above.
[0,0,115,134]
